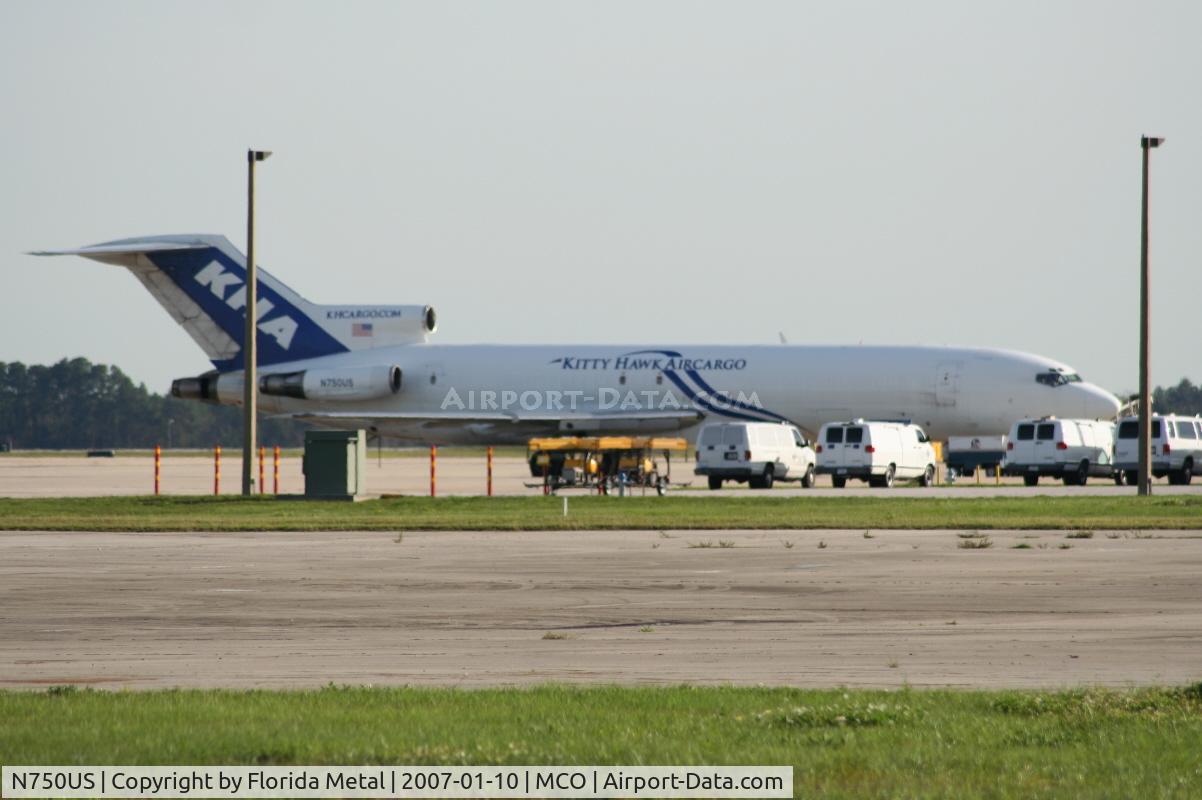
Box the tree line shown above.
[0,358,307,449]
[1,358,1200,450]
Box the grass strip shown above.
[2,685,1200,798]
[0,495,1200,531]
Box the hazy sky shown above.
[2,1,1199,395]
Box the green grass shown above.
[0,495,1200,532]
[1,686,1200,797]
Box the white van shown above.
[1113,414,1202,485]
[815,420,937,488]
[694,422,816,490]
[1003,418,1115,486]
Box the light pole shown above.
[1137,135,1163,496]
[243,149,272,496]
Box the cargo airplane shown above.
[34,235,1120,444]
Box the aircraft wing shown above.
[289,409,704,441]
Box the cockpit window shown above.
[1035,370,1082,387]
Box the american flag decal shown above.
[352,323,373,337]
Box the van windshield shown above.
[845,427,864,444]
[825,427,844,444]
[1017,424,1034,441]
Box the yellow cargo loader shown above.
[527,436,689,495]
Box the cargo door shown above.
[1034,421,1058,465]
[822,425,846,471]
[843,425,868,469]
[722,424,747,466]
[935,362,961,407]
[1114,420,1138,463]
[698,425,726,469]
[1011,423,1036,465]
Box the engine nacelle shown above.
[170,371,220,404]
[260,365,402,401]
[318,304,437,345]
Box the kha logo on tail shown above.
[194,261,298,349]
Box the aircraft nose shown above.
[1077,383,1121,420]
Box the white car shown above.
[1113,415,1202,485]
[1003,417,1116,486]
[815,420,937,488]
[694,422,816,490]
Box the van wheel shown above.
[1076,461,1089,487]
[707,476,722,490]
[1182,459,1195,485]
[832,476,847,488]
[1124,470,1138,486]
[920,464,935,488]
[801,464,816,489]
[1023,474,1039,487]
[761,466,775,490]
[1113,472,1126,486]
[870,465,896,489]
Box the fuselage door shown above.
[935,362,961,407]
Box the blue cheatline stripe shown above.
[682,369,792,423]
[616,348,787,423]
[661,370,772,423]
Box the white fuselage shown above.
[239,343,1120,445]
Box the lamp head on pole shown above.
[1141,136,1165,149]
[249,149,273,162]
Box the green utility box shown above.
[303,429,367,499]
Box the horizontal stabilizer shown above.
[29,241,209,261]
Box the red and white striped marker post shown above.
[273,445,281,495]
[154,445,161,496]
[258,446,265,495]
[430,445,437,497]
[214,445,221,495]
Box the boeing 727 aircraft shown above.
[35,234,1120,444]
